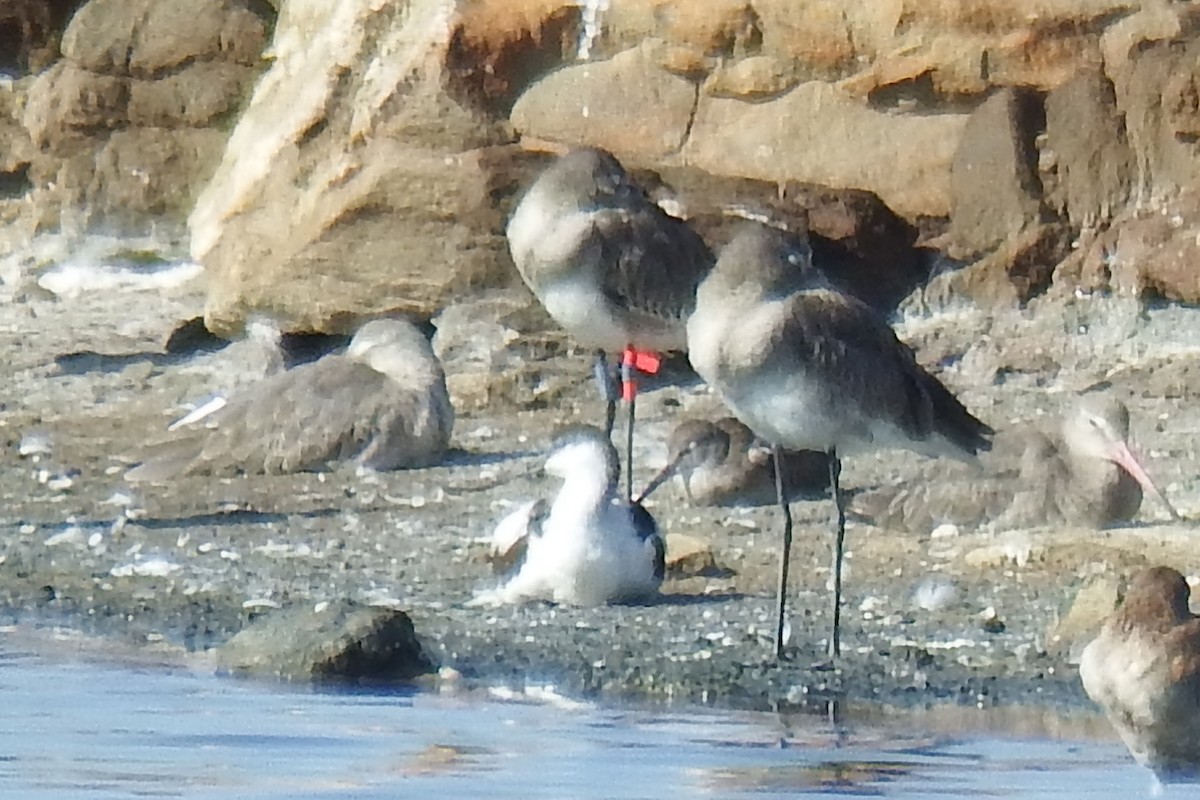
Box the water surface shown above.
[0,634,1180,799]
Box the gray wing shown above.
[764,290,993,456]
[592,204,713,323]
[128,356,449,480]
[628,500,664,582]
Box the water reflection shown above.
[0,632,1181,799]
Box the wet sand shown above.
[1,271,1198,714]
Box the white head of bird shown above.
[543,426,621,503]
[346,318,442,385]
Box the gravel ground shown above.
[2,240,1199,717]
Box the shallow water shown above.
[0,634,1185,799]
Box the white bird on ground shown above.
[472,426,665,607]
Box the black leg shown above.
[622,352,636,500]
[593,351,618,438]
[827,448,844,660]
[773,445,793,659]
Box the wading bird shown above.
[686,222,993,659]
[507,147,712,497]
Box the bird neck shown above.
[365,348,440,387]
[551,471,616,520]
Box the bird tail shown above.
[124,438,204,483]
[922,375,994,458]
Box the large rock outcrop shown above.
[15,0,269,235]
[190,0,581,336]
[10,0,1200,327]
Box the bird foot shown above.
[810,657,839,673]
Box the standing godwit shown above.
[506,147,713,497]
[1080,566,1200,781]
[126,318,454,480]
[686,222,993,659]
[472,426,665,607]
[637,417,831,507]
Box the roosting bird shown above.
[126,318,454,481]
[1080,566,1200,782]
[637,417,830,507]
[859,395,1179,532]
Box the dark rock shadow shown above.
[54,350,184,376]
[652,590,746,606]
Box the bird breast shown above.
[508,196,599,284]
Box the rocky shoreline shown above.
[1,270,1197,715]
[3,0,1200,719]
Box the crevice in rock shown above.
[678,83,700,156]
[0,0,87,75]
[234,0,278,41]
[0,163,32,199]
[867,72,984,113]
[0,21,21,75]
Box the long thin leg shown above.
[622,351,636,500]
[773,445,793,659]
[593,351,618,438]
[827,448,845,660]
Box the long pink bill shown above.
[1107,440,1182,522]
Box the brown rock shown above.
[1053,187,1200,304]
[15,0,271,238]
[983,19,1106,91]
[949,88,1048,256]
[190,0,523,336]
[704,55,799,99]
[90,128,228,223]
[0,0,61,75]
[62,0,268,75]
[217,599,433,681]
[1102,10,1200,201]
[0,83,36,180]
[128,0,268,73]
[1046,574,1121,660]
[446,0,581,114]
[664,532,718,578]
[23,62,129,149]
[25,128,226,232]
[127,61,258,127]
[934,223,1071,307]
[654,0,758,56]
[1043,68,1135,229]
[842,45,989,103]
[820,1,1118,100]
[1165,61,1200,143]
[59,0,138,73]
[1110,201,1200,304]
[201,142,533,337]
[753,0,856,74]
[603,0,760,58]
[650,42,713,79]
[685,80,968,218]
[509,45,698,160]
[654,167,922,311]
